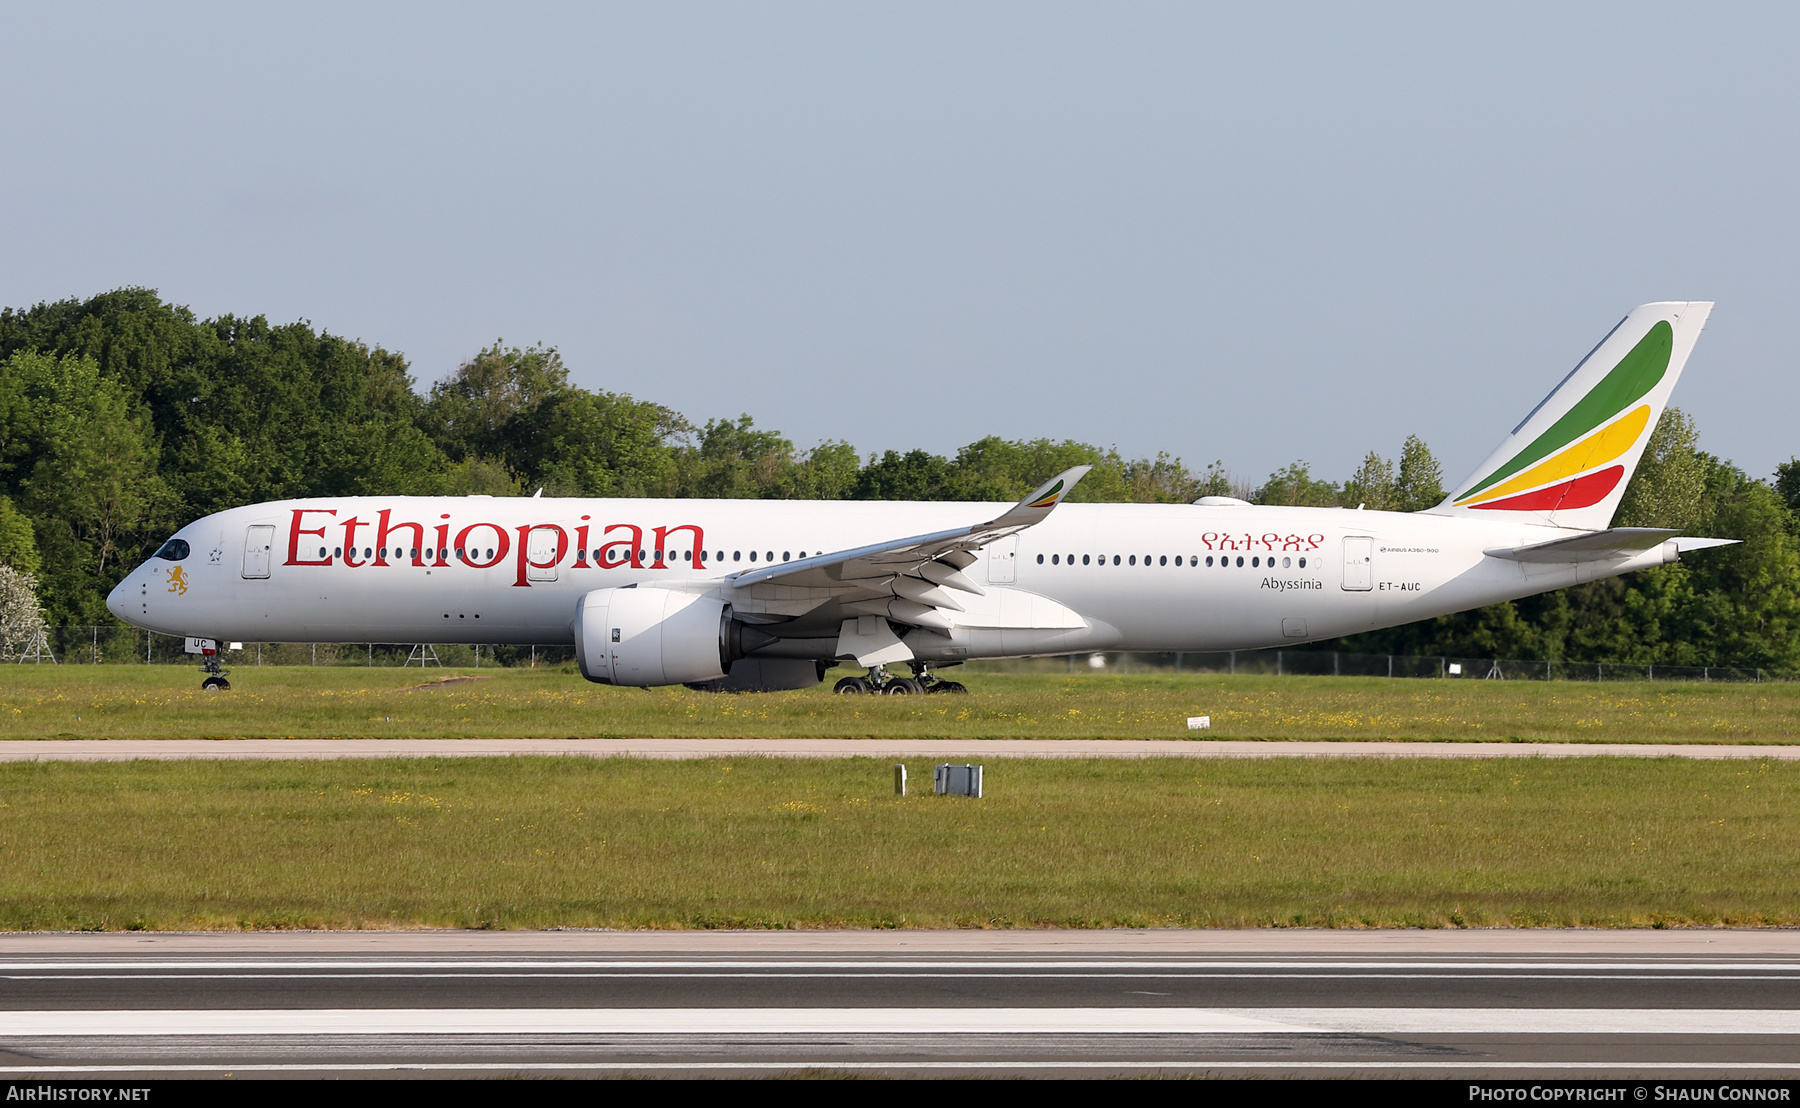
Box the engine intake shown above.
[573,586,776,687]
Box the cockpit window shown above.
[154,539,190,561]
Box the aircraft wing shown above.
[724,465,1092,633]
[1483,527,1737,563]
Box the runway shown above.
[2,738,1797,761]
[4,934,1800,1077]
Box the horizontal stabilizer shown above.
[1674,537,1740,554]
[1484,527,1704,563]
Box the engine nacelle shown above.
[573,587,773,687]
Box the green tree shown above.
[419,341,571,462]
[442,457,525,496]
[0,351,171,622]
[1772,457,1800,518]
[0,496,39,577]
[1393,435,1445,512]
[942,438,1110,502]
[1667,458,1800,670]
[511,390,682,497]
[1192,461,1235,499]
[679,415,797,499]
[1343,450,1396,510]
[1256,461,1340,507]
[1616,408,1706,530]
[855,449,957,501]
[779,441,862,500]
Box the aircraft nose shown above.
[106,571,134,621]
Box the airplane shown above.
[108,301,1734,693]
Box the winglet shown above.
[989,465,1092,530]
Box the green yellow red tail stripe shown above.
[1453,320,1673,510]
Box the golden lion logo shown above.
[167,567,188,596]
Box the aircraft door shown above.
[242,525,275,579]
[1341,535,1373,591]
[987,536,1017,584]
[527,526,561,582]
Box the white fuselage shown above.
[107,495,1672,659]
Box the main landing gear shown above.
[832,662,967,696]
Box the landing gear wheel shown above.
[833,676,872,695]
[884,677,925,695]
[928,680,968,694]
[201,676,230,691]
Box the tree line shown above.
[2,288,1796,670]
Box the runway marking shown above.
[5,738,1798,763]
[5,1008,1800,1036]
[5,959,1799,971]
[9,972,1800,983]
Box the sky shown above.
[3,2,1796,487]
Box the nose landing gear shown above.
[199,644,230,691]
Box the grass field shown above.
[0,755,1794,930]
[1,665,1797,743]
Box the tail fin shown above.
[1427,301,1713,531]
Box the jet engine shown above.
[573,586,776,687]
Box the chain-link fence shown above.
[7,627,1788,683]
[964,650,1782,682]
[10,627,576,669]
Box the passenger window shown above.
[1299,557,1307,568]
[1174,556,1181,566]
[1082,555,1090,565]
[766,551,774,562]
[1037,554,1044,564]
[1236,556,1244,567]
[336,547,344,558]
[734,551,742,562]
[685,550,693,562]
[1205,556,1213,567]
[1129,555,1136,566]
[1160,555,1167,566]
[1112,555,1120,566]
[784,552,791,562]
[749,551,758,562]
[1282,556,1291,568]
